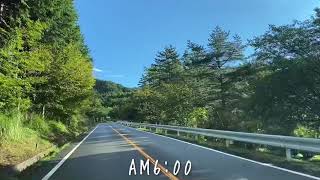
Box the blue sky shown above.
[75,0,319,87]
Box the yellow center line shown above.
[110,126,180,180]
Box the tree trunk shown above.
[42,105,46,119]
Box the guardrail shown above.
[118,121,320,160]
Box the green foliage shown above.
[187,108,209,128]
[141,46,184,87]
[0,113,54,167]
[93,79,133,120]
[129,27,246,130]
[158,83,195,125]
[0,20,49,112]
[0,0,96,125]
[131,87,161,123]
[248,11,320,134]
[0,0,98,166]
[42,43,94,121]
[94,79,131,107]
[0,113,25,141]
[48,120,69,136]
[294,125,319,138]
[27,115,51,136]
[85,93,111,120]
[95,79,130,95]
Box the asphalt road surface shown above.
[41,123,320,180]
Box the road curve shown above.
[42,123,319,180]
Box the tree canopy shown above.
[0,0,96,132]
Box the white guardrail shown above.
[118,121,320,160]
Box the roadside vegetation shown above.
[0,0,108,168]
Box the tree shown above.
[131,87,163,123]
[141,46,184,87]
[248,9,320,134]
[0,0,26,28]
[207,26,245,108]
[0,19,50,112]
[0,0,95,129]
[26,0,86,48]
[132,83,196,125]
[182,41,212,111]
[204,26,245,129]
[43,44,94,122]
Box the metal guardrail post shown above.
[286,148,292,161]
[226,140,230,147]
[225,140,234,148]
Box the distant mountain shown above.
[94,79,131,95]
[94,79,132,107]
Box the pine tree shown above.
[141,46,184,87]
[206,26,245,129]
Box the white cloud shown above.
[93,67,124,78]
[93,68,103,72]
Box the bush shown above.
[47,121,70,145]
[0,111,85,146]
[294,124,319,138]
[48,121,69,135]
[27,116,51,137]
[187,108,209,128]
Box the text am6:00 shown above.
[129,159,192,176]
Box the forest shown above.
[106,8,320,138]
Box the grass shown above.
[0,114,25,141]
[0,130,52,166]
[141,128,320,177]
[0,114,54,166]
[0,112,97,180]
[0,113,75,167]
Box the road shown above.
[41,123,319,180]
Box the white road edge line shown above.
[41,125,99,180]
[121,124,320,180]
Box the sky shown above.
[75,0,319,88]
